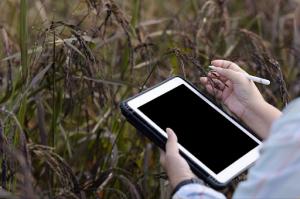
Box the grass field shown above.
[0,0,299,198]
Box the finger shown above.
[208,71,227,82]
[166,128,179,155]
[209,66,246,85]
[208,71,220,78]
[202,77,225,98]
[210,78,226,90]
[199,77,208,85]
[211,60,244,72]
[205,84,223,99]
[201,76,227,90]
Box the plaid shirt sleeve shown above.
[173,98,300,199]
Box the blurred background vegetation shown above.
[0,0,299,198]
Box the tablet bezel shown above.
[127,76,261,184]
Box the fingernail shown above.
[166,128,172,135]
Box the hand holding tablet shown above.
[120,74,262,189]
[160,128,196,189]
[120,60,282,190]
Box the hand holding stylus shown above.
[160,60,282,195]
[199,60,281,139]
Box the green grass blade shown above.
[20,0,28,82]
[131,0,141,28]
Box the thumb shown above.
[209,65,245,85]
[166,128,179,155]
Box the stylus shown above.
[208,66,270,85]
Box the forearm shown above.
[241,101,282,139]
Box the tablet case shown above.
[120,76,229,189]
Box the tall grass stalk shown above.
[131,0,141,28]
[20,0,28,82]
[0,1,298,198]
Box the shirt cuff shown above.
[172,183,226,199]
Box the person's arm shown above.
[200,60,281,139]
[240,100,281,139]
[160,128,226,199]
[232,98,300,198]
[160,60,283,198]
[165,98,300,199]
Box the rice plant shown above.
[0,0,299,198]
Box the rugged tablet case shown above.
[120,76,229,190]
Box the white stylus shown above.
[208,65,270,86]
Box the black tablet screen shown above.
[138,84,259,174]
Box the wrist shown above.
[170,172,196,189]
[171,178,204,197]
[242,99,269,120]
[241,100,281,139]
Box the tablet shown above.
[120,76,261,189]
